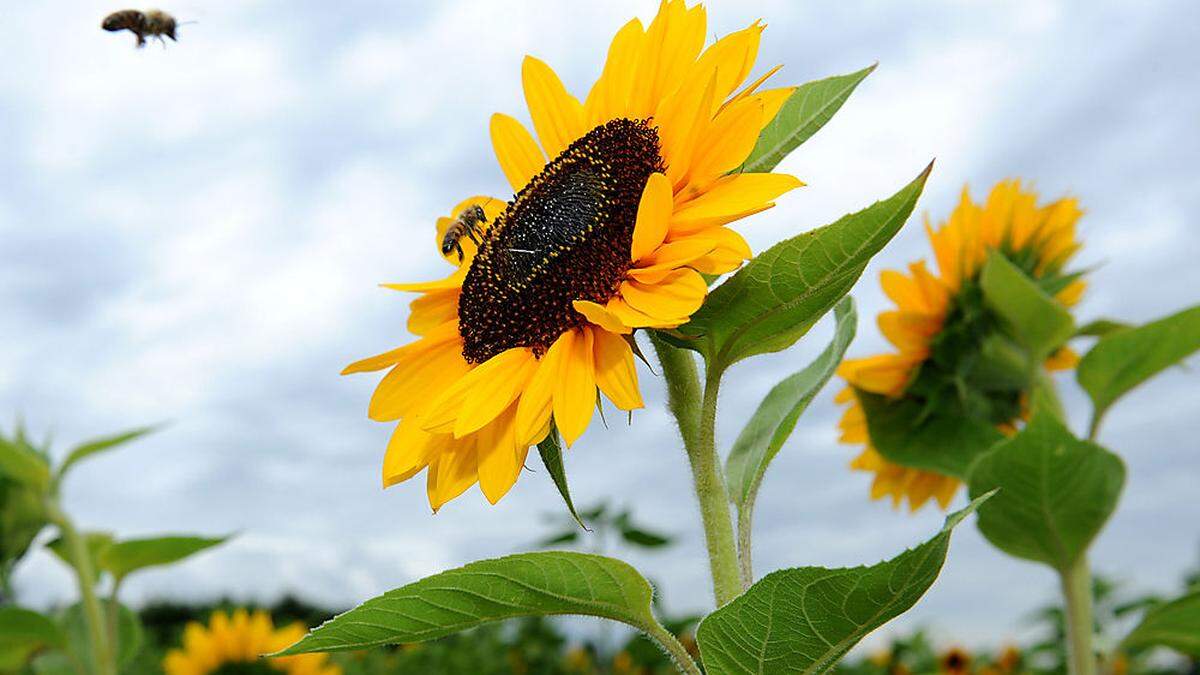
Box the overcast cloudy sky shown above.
[3,0,1198,651]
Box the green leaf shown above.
[0,477,48,565]
[0,607,64,670]
[535,530,579,548]
[1077,305,1200,431]
[1075,318,1131,338]
[99,534,227,581]
[679,163,931,372]
[979,251,1075,362]
[742,65,876,174]
[696,494,991,675]
[967,410,1125,570]
[856,390,1005,479]
[46,532,114,576]
[0,436,51,493]
[58,426,159,479]
[536,428,586,531]
[60,601,143,670]
[1122,591,1200,656]
[618,526,671,548]
[277,552,667,655]
[726,297,856,508]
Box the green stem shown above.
[651,335,742,607]
[736,504,754,589]
[1060,555,1097,675]
[1086,411,1103,442]
[643,622,703,675]
[107,577,124,660]
[45,500,115,675]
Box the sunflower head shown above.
[346,0,803,510]
[837,180,1086,511]
[939,647,973,675]
[163,609,340,675]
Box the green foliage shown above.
[0,474,47,579]
[1123,591,1200,657]
[278,552,669,656]
[60,601,144,672]
[676,163,931,373]
[856,390,1005,478]
[979,251,1075,363]
[100,535,227,581]
[46,532,115,576]
[0,607,65,670]
[967,410,1125,571]
[741,65,876,174]
[537,427,586,530]
[695,495,991,675]
[58,426,159,480]
[725,297,856,509]
[1077,305,1200,434]
[1076,319,1131,338]
[0,434,51,493]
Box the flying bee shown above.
[102,9,179,48]
[440,204,489,262]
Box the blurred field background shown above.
[2,0,1198,666]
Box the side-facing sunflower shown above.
[836,180,1086,511]
[163,609,340,675]
[345,0,803,510]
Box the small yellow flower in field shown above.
[995,644,1022,673]
[162,609,340,675]
[837,180,1086,511]
[346,0,803,510]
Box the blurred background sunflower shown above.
[163,609,339,675]
[836,180,1086,511]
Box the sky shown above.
[3,0,1199,652]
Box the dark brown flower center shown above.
[458,118,664,363]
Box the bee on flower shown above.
[837,180,1087,511]
[345,0,803,510]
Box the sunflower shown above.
[939,647,973,675]
[345,0,803,510]
[162,609,340,675]
[836,180,1086,511]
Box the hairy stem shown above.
[1061,555,1097,675]
[46,500,115,675]
[651,335,742,607]
[736,503,754,589]
[643,622,703,675]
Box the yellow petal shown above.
[671,173,803,234]
[619,268,707,320]
[407,289,458,336]
[514,338,565,444]
[420,347,536,436]
[584,18,645,125]
[686,226,752,275]
[573,299,632,334]
[427,442,478,511]
[382,419,442,487]
[522,55,585,159]
[688,21,763,107]
[630,173,674,262]
[630,0,707,118]
[592,328,643,411]
[552,329,596,446]
[722,64,782,111]
[381,266,468,293]
[368,331,466,421]
[686,97,764,184]
[628,237,717,283]
[749,87,794,128]
[605,296,688,329]
[655,69,718,186]
[454,349,539,437]
[490,113,546,194]
[476,406,526,504]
